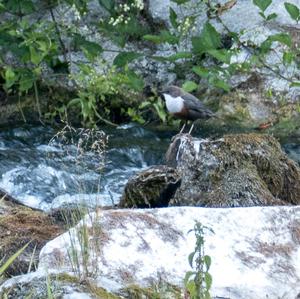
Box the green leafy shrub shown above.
[68,63,144,126]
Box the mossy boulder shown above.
[119,165,181,208]
[167,133,300,207]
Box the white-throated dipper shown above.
[161,85,215,134]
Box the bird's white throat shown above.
[163,94,184,113]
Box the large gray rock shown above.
[25,206,300,299]
[166,133,300,207]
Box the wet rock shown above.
[0,96,37,125]
[167,133,300,207]
[36,206,300,299]
[0,193,64,276]
[122,132,300,208]
[119,165,181,208]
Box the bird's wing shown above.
[183,92,215,117]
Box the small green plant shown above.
[46,274,54,299]
[68,63,144,126]
[184,221,214,299]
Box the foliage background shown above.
[0,0,300,128]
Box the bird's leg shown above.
[179,121,187,133]
[188,122,195,135]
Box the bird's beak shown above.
[157,91,164,98]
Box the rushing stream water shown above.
[0,124,171,211]
[0,123,299,211]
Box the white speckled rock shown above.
[38,206,300,299]
[148,0,300,31]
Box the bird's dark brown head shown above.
[160,84,216,121]
[161,85,183,98]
